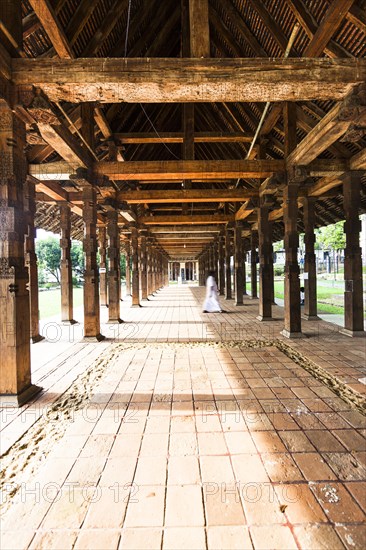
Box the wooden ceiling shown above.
[10,0,366,256]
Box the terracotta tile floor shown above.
[1,285,365,549]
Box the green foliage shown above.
[36,237,61,283]
[273,240,284,252]
[120,253,126,278]
[315,221,346,251]
[71,241,84,278]
[274,266,284,276]
[36,237,85,284]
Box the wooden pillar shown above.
[140,232,148,300]
[82,185,104,340]
[125,243,131,296]
[218,235,225,295]
[234,222,244,306]
[342,172,364,336]
[282,182,302,337]
[131,226,140,307]
[243,248,247,295]
[98,227,108,306]
[250,230,258,299]
[225,227,232,299]
[303,198,319,320]
[147,239,152,295]
[107,209,122,323]
[269,233,275,305]
[213,240,218,280]
[60,204,76,324]
[257,201,272,320]
[25,178,44,342]
[0,104,41,406]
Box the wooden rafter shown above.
[28,0,73,58]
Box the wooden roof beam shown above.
[28,0,73,58]
[139,215,234,225]
[96,159,285,181]
[114,132,253,144]
[303,0,356,57]
[37,121,92,169]
[287,97,365,166]
[120,189,258,204]
[285,0,351,58]
[13,58,365,103]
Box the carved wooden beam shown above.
[12,58,366,103]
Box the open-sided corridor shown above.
[1,286,365,550]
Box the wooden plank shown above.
[150,225,221,233]
[114,132,253,144]
[139,215,233,225]
[307,175,342,197]
[37,122,91,168]
[12,58,366,103]
[350,148,366,171]
[81,0,129,56]
[94,107,112,139]
[219,0,267,56]
[121,189,258,204]
[303,0,356,57]
[285,0,350,58]
[287,102,354,166]
[65,0,99,46]
[29,161,74,180]
[95,159,285,181]
[28,0,73,58]
[189,0,210,57]
[235,201,254,221]
[347,4,366,34]
[249,1,288,52]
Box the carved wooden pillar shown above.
[282,182,302,337]
[82,184,104,340]
[140,231,148,300]
[342,172,364,335]
[0,104,41,406]
[243,247,247,295]
[303,197,319,320]
[250,230,258,299]
[257,200,272,320]
[107,209,122,323]
[25,178,44,342]
[213,240,218,280]
[225,227,232,299]
[60,204,76,324]
[98,227,108,307]
[125,243,131,296]
[131,226,140,306]
[269,229,275,304]
[218,234,225,295]
[234,222,244,306]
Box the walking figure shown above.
[203,272,223,313]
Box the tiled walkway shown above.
[1,286,365,549]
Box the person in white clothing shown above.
[203,271,223,313]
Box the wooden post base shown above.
[281,329,306,339]
[256,315,274,322]
[339,328,365,338]
[0,384,43,408]
[31,334,45,344]
[107,318,123,324]
[83,334,106,342]
[61,319,78,325]
[303,314,321,321]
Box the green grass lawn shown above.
[38,287,84,320]
[273,280,366,315]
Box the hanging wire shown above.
[123,0,181,160]
[124,0,132,58]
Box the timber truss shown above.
[0,0,365,258]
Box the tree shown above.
[316,221,345,251]
[36,237,61,283]
[70,241,84,278]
